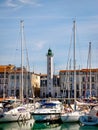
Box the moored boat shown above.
[79,115,98,126]
[61,21,85,123]
[0,106,31,123]
[32,100,64,122]
[61,110,83,123]
[79,106,98,126]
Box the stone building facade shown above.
[59,68,98,98]
[0,64,15,98]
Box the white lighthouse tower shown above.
[46,48,54,97]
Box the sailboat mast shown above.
[89,42,92,97]
[20,20,24,102]
[73,20,76,110]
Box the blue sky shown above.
[0,0,98,74]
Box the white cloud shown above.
[19,0,32,4]
[3,0,42,8]
[33,40,47,51]
[5,0,18,8]
[19,0,41,6]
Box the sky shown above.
[0,0,98,74]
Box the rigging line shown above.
[22,25,30,72]
[13,22,22,67]
[22,21,34,98]
[65,30,73,70]
[75,22,83,69]
[7,24,21,66]
[65,32,73,84]
[64,26,73,94]
[64,22,74,89]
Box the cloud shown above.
[4,0,18,8]
[33,40,47,51]
[5,0,18,7]
[19,0,41,6]
[19,0,32,4]
[3,0,42,8]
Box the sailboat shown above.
[0,21,31,123]
[79,43,98,126]
[20,20,40,114]
[61,21,85,123]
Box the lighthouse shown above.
[46,48,54,97]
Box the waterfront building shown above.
[8,67,33,98]
[40,74,60,98]
[0,64,40,99]
[59,68,98,98]
[40,74,47,98]
[0,64,15,98]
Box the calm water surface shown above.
[0,118,98,130]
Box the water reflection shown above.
[33,122,61,130]
[61,123,98,130]
[79,125,98,130]
[0,119,35,130]
[0,120,98,130]
[61,123,80,130]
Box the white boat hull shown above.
[33,113,61,122]
[61,111,82,123]
[0,107,31,123]
[0,112,31,123]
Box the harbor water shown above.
[0,118,98,130]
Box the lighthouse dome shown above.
[47,48,53,56]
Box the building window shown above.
[87,84,89,89]
[92,84,95,89]
[92,77,94,82]
[11,90,14,96]
[28,75,30,79]
[49,88,51,91]
[76,72,79,75]
[70,84,72,90]
[55,92,57,97]
[49,92,51,97]
[16,75,19,79]
[82,77,85,82]
[83,84,86,89]
[70,77,73,82]
[76,84,79,90]
[43,92,45,97]
[11,75,14,79]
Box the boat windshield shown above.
[18,107,26,112]
[41,103,57,108]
